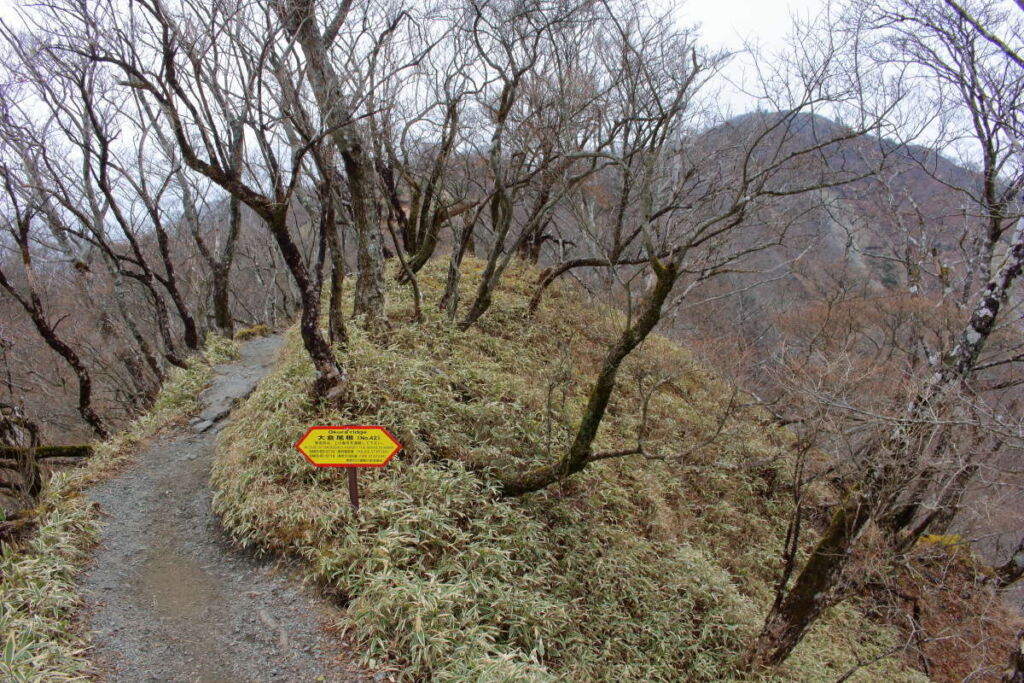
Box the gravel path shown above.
[80,336,366,682]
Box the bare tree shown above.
[745,0,1024,669]
[0,167,108,438]
[454,0,611,330]
[499,3,885,496]
[133,92,242,339]
[38,0,348,398]
[273,0,394,327]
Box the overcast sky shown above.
[676,0,829,113]
[0,0,826,114]
[0,0,825,52]
[0,0,827,47]
[680,0,825,51]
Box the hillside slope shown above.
[211,259,927,682]
[673,112,982,334]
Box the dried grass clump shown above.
[204,332,242,363]
[233,324,273,341]
[918,534,964,549]
[0,474,95,681]
[212,259,922,682]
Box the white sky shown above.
[0,0,830,49]
[674,0,830,114]
[0,0,830,117]
[0,1,19,24]
[678,0,826,52]
[0,0,826,54]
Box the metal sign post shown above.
[295,425,402,510]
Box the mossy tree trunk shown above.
[457,76,518,332]
[500,261,678,497]
[209,192,242,339]
[270,207,346,400]
[748,218,1024,671]
[341,145,388,324]
[265,47,350,349]
[440,210,481,320]
[327,233,348,347]
[744,487,875,669]
[461,179,564,330]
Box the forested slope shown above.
[212,260,1012,681]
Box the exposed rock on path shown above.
[80,336,364,682]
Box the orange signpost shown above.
[295,426,402,509]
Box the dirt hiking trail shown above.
[80,335,365,682]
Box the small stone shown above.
[193,420,214,433]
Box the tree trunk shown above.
[0,269,109,439]
[261,209,344,400]
[276,0,387,327]
[747,219,1024,670]
[404,210,444,276]
[0,205,110,441]
[211,263,233,339]
[440,213,477,320]
[745,389,947,672]
[461,184,555,330]
[41,316,109,439]
[459,189,514,331]
[147,94,240,342]
[210,194,243,339]
[115,282,165,382]
[341,147,387,324]
[329,260,347,345]
[324,193,348,346]
[996,537,1024,588]
[154,224,200,349]
[744,489,874,669]
[1002,630,1024,683]
[84,91,200,352]
[500,262,677,496]
[139,279,188,369]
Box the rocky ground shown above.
[79,336,367,682]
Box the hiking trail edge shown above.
[80,335,366,682]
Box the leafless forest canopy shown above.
[2,0,1024,673]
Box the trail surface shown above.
[81,336,364,682]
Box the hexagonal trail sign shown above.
[295,426,402,467]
